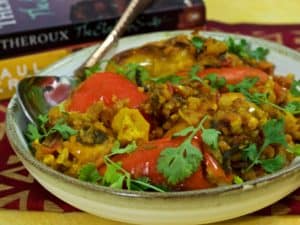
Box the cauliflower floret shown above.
[112,107,150,144]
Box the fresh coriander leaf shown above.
[102,161,125,188]
[38,114,48,125]
[204,73,226,89]
[260,155,285,173]
[157,141,202,185]
[243,91,268,105]
[227,77,258,92]
[290,80,300,97]
[189,65,203,83]
[242,143,258,162]
[130,177,151,191]
[110,176,125,189]
[84,64,102,78]
[227,37,269,61]
[111,141,137,155]
[111,141,121,153]
[37,114,49,134]
[173,126,194,137]
[233,175,244,184]
[287,144,300,156]
[243,91,286,113]
[191,36,204,52]
[284,101,300,114]
[104,148,165,192]
[249,47,269,61]
[245,119,287,172]
[116,63,149,86]
[131,177,167,192]
[201,128,221,150]
[228,78,287,113]
[262,118,287,148]
[157,116,213,185]
[78,163,102,183]
[51,121,78,140]
[25,124,42,142]
[151,75,182,84]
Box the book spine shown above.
[0,4,206,59]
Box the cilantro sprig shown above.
[103,141,165,192]
[188,65,203,83]
[204,73,226,90]
[116,63,183,85]
[227,77,258,92]
[116,63,150,86]
[284,101,300,114]
[84,64,102,78]
[227,37,269,61]
[78,141,165,192]
[290,79,300,97]
[78,163,102,183]
[157,116,221,185]
[25,114,77,142]
[191,36,204,52]
[228,77,290,113]
[151,74,182,85]
[243,118,287,173]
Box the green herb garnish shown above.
[158,116,220,185]
[111,140,137,155]
[84,64,102,78]
[284,101,300,114]
[191,36,204,52]
[260,155,285,173]
[25,114,77,142]
[116,63,149,86]
[227,77,258,92]
[243,118,287,173]
[204,73,226,89]
[290,79,300,97]
[151,74,182,84]
[287,144,300,156]
[78,163,102,183]
[227,37,269,61]
[189,65,203,83]
[103,141,165,192]
[78,141,165,192]
[228,77,289,113]
[233,175,244,184]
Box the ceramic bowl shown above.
[6,31,300,225]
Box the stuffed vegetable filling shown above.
[26,34,300,192]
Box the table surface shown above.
[1,1,300,224]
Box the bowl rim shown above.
[6,30,300,199]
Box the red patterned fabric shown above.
[1,21,300,214]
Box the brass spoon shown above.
[17,0,152,126]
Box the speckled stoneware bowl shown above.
[6,31,300,225]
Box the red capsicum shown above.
[68,72,147,113]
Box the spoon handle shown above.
[77,0,153,74]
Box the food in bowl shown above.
[25,33,300,192]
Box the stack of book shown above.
[0,0,206,100]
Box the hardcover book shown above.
[0,0,206,59]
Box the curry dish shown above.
[26,33,300,192]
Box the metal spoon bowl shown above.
[17,76,78,124]
[17,0,152,125]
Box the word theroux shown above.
[0,30,69,50]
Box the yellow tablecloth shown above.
[2,1,300,224]
[206,0,300,24]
